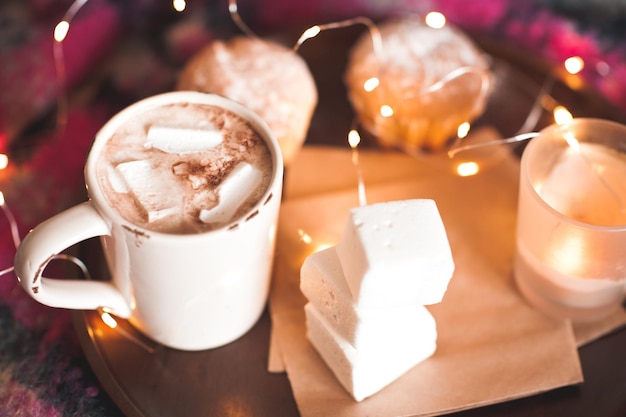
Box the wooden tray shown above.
[73,28,626,417]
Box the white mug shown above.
[14,92,284,350]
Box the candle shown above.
[536,141,626,227]
[514,119,626,322]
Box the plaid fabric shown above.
[0,0,624,415]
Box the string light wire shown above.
[26,4,620,350]
[448,70,558,158]
[347,124,368,206]
[53,0,89,132]
[293,16,383,58]
[0,191,156,353]
[447,131,541,157]
[0,192,20,250]
[404,65,492,102]
[515,76,556,135]
[228,0,257,38]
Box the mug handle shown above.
[14,201,131,317]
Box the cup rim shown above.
[85,91,284,239]
[521,117,626,232]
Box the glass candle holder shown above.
[514,118,626,322]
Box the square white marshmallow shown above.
[114,160,184,222]
[335,199,454,308]
[301,246,437,349]
[146,125,222,154]
[305,302,436,402]
[198,162,263,225]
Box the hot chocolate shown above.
[96,102,273,234]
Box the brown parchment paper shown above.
[272,132,626,369]
[574,308,626,347]
[268,136,588,416]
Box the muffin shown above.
[177,36,318,165]
[344,17,492,151]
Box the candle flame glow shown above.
[549,233,586,276]
[0,154,8,170]
[363,77,379,92]
[556,104,577,150]
[425,11,446,29]
[553,106,573,125]
[564,56,584,75]
[564,132,580,151]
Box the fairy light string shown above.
[6,2,616,351]
[223,4,576,181]
[515,77,557,136]
[447,76,565,158]
[49,0,618,164]
[448,48,606,161]
[0,190,156,353]
[348,127,368,206]
[289,9,613,176]
[291,12,496,165]
[0,192,18,276]
[293,16,383,57]
[53,0,89,132]
[0,192,90,278]
[42,4,622,249]
[228,0,257,38]
[0,0,96,276]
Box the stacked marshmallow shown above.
[300,199,455,401]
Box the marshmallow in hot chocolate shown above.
[97,102,272,234]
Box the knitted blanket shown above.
[0,1,624,415]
